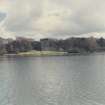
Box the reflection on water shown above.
[0,54,105,105]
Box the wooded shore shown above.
[0,36,105,56]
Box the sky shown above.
[0,0,105,39]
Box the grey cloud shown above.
[4,0,43,31]
[2,0,105,39]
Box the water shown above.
[0,53,105,105]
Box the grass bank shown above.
[16,51,67,57]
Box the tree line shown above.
[0,37,105,55]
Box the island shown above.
[0,36,105,56]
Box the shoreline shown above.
[2,51,105,57]
[4,51,68,57]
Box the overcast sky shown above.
[0,0,105,39]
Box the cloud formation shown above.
[0,0,105,39]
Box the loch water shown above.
[0,53,105,105]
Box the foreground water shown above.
[0,53,105,105]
